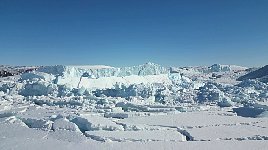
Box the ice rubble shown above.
[0,63,268,117]
[52,118,81,132]
[71,115,124,132]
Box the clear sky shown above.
[0,0,267,67]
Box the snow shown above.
[84,130,186,142]
[188,124,268,141]
[0,63,268,150]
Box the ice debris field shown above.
[1,63,268,150]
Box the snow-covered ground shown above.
[0,63,268,150]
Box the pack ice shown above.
[0,63,268,150]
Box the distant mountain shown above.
[0,65,37,77]
[237,65,268,81]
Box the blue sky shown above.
[0,0,267,67]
